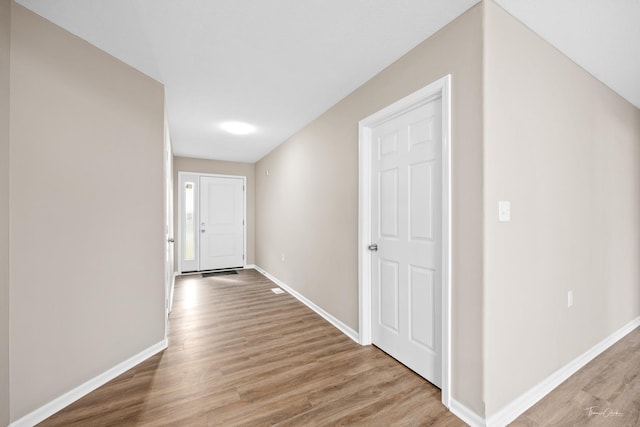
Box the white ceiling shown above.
[15,0,640,163]
[493,0,640,111]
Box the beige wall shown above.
[0,0,10,423]
[483,1,640,416]
[173,157,256,267]
[256,4,485,415]
[9,3,166,421]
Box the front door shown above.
[199,176,245,271]
[371,96,443,387]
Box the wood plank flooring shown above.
[39,269,463,426]
[39,269,640,426]
[511,326,640,427]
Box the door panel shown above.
[379,259,400,332]
[371,97,442,387]
[199,176,244,270]
[409,161,434,240]
[379,168,399,237]
[409,265,435,349]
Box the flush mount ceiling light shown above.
[219,121,256,135]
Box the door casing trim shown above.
[357,75,452,407]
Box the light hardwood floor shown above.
[39,269,464,426]
[511,326,640,426]
[39,269,640,426]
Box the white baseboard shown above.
[450,399,486,427]
[486,316,640,427]
[253,265,360,343]
[244,264,257,270]
[10,339,168,427]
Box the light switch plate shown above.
[498,201,511,222]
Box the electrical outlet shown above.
[567,290,573,308]
[281,253,285,261]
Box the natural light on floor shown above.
[183,278,199,309]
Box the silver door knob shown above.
[368,243,378,251]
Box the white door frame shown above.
[177,171,247,273]
[358,75,452,407]
[163,109,174,329]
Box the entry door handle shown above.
[368,243,378,252]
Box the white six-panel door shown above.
[199,176,245,271]
[371,97,442,387]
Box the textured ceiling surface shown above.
[16,0,640,163]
